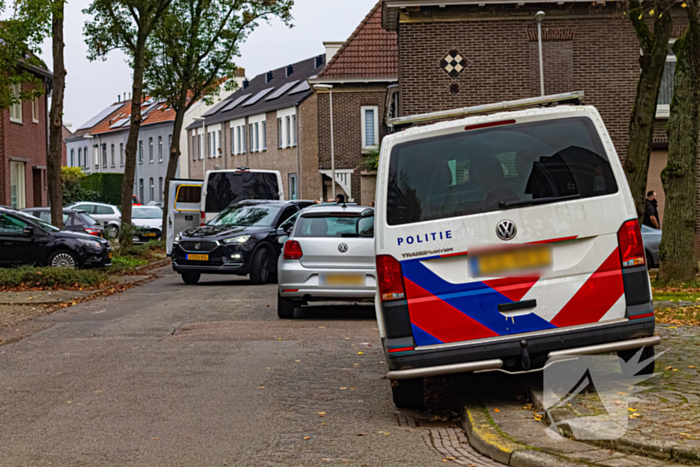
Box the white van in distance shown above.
[372,92,659,408]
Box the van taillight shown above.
[284,240,303,260]
[617,220,645,268]
[200,211,206,226]
[376,255,406,302]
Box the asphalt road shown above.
[0,268,476,466]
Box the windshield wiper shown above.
[499,194,581,210]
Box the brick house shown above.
[187,55,326,200]
[0,64,52,209]
[380,0,687,225]
[311,1,398,204]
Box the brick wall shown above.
[298,95,321,200]
[397,11,640,161]
[0,81,48,208]
[317,83,389,204]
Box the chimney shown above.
[128,92,132,100]
[243,79,250,89]
[123,92,127,102]
[286,65,294,77]
[323,41,344,63]
[117,94,121,102]
[234,68,246,78]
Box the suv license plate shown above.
[187,254,209,261]
[143,233,156,237]
[321,273,365,287]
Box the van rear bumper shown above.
[385,318,656,379]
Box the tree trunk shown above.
[119,37,148,248]
[658,13,700,282]
[48,0,66,228]
[624,5,673,220]
[161,105,186,243]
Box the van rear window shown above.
[386,117,618,226]
[205,172,279,212]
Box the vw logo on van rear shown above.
[338,243,349,253]
[496,220,517,241]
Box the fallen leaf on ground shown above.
[617,392,626,395]
[151,438,159,440]
[303,436,309,440]
[431,415,448,421]
[340,387,347,390]
[295,360,301,362]
[357,351,364,355]
[317,412,326,416]
[441,460,447,463]
[322,459,331,461]
[628,408,637,412]
[257,386,265,389]
[357,433,364,436]
[688,365,696,369]
[665,366,674,370]
[494,408,500,413]
[446,457,456,460]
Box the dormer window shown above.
[286,65,294,77]
[314,56,324,69]
[265,71,273,83]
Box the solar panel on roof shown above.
[109,117,130,129]
[242,88,275,106]
[76,103,122,130]
[219,93,252,113]
[265,80,299,101]
[289,81,311,95]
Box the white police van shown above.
[371,92,659,408]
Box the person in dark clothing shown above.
[643,190,660,229]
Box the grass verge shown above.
[0,265,111,291]
[106,240,166,274]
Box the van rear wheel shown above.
[618,346,656,377]
[391,378,424,409]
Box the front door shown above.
[10,161,26,209]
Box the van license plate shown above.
[187,254,209,261]
[473,247,551,276]
[321,273,365,287]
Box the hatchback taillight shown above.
[200,211,206,226]
[618,219,645,268]
[84,228,101,236]
[284,240,303,260]
[376,255,406,301]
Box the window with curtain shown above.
[102,144,107,168]
[231,128,235,155]
[218,130,222,157]
[657,40,676,118]
[278,118,283,148]
[111,144,115,167]
[71,149,75,167]
[139,141,143,163]
[149,178,154,201]
[78,148,82,167]
[255,122,259,152]
[361,106,379,149]
[159,177,163,201]
[84,147,88,167]
[158,136,163,161]
[262,122,267,150]
[286,116,291,147]
[292,115,297,147]
[149,137,154,162]
[249,123,254,152]
[10,161,26,209]
[10,83,22,123]
[120,143,124,166]
[139,179,144,204]
[192,135,197,160]
[32,97,39,123]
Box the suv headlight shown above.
[222,235,250,244]
[79,239,102,248]
[174,234,180,243]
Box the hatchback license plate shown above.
[187,254,209,261]
[472,247,551,276]
[321,273,365,287]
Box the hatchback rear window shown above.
[205,172,279,212]
[295,215,365,238]
[386,117,618,226]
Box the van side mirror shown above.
[356,214,374,238]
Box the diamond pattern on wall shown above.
[439,50,470,78]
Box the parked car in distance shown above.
[172,199,314,285]
[277,205,376,319]
[132,195,141,206]
[132,206,163,243]
[373,96,657,408]
[641,224,661,268]
[21,207,104,237]
[146,201,163,208]
[67,202,121,238]
[0,206,111,268]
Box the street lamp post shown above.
[313,84,335,200]
[535,11,546,96]
[192,116,206,179]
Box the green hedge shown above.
[80,173,124,206]
[0,266,110,289]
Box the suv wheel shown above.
[250,247,271,284]
[181,272,201,285]
[618,346,656,377]
[391,378,424,409]
[49,250,79,269]
[278,293,297,319]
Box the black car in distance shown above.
[172,200,314,285]
[0,206,111,268]
[22,207,104,237]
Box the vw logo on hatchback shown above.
[338,243,349,253]
[496,220,517,241]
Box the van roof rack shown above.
[387,91,584,129]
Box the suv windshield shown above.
[295,215,362,238]
[133,207,162,219]
[205,172,279,212]
[386,117,618,226]
[209,205,281,227]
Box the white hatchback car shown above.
[277,205,376,319]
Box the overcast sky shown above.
[25,0,377,129]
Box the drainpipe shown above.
[535,11,546,96]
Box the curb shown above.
[456,399,584,467]
[529,388,700,465]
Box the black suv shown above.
[0,207,111,269]
[172,200,314,284]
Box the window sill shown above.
[10,118,23,125]
[362,146,378,154]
